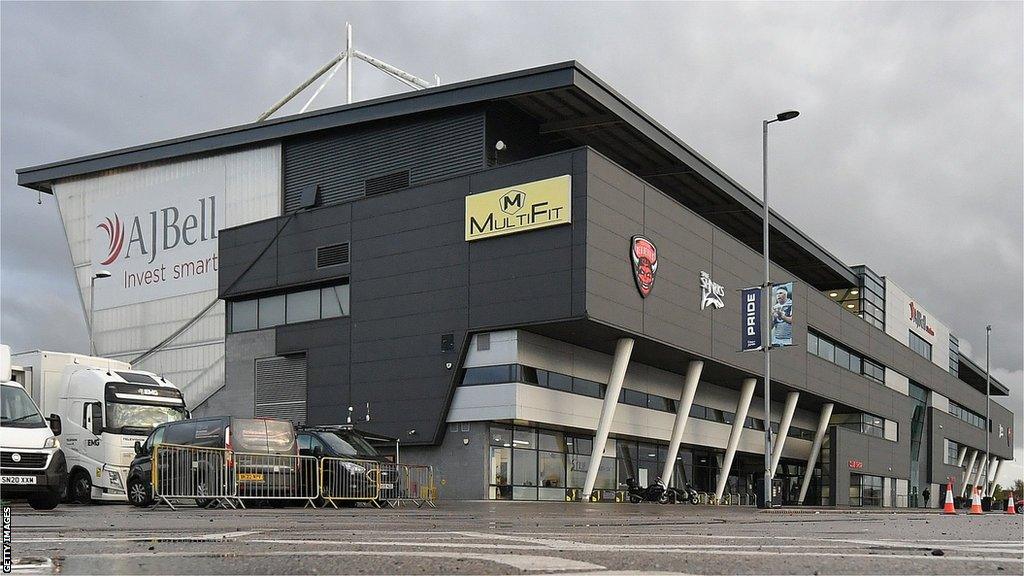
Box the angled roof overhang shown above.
[958,355,1009,396]
[16,61,856,289]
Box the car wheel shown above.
[28,490,61,510]
[128,478,152,507]
[68,469,92,504]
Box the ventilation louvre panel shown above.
[316,242,350,268]
[365,170,410,196]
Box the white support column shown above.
[971,451,986,493]
[797,402,834,504]
[659,361,704,486]
[955,445,968,468]
[769,391,800,477]
[986,457,1001,497]
[960,449,978,498]
[714,378,757,503]
[581,337,634,500]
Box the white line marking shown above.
[63,550,605,572]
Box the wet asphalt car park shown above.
[4,501,1022,575]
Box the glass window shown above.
[258,295,285,328]
[649,395,676,413]
[513,428,536,450]
[489,425,512,447]
[835,348,850,371]
[538,430,565,452]
[622,389,647,407]
[321,284,350,318]
[689,404,707,419]
[230,300,257,332]
[818,339,835,362]
[489,446,511,499]
[848,352,862,374]
[547,372,572,392]
[572,377,604,399]
[807,332,818,355]
[908,330,932,360]
[512,448,537,486]
[463,365,515,386]
[286,289,320,324]
[521,366,541,385]
[538,451,565,488]
[567,454,589,487]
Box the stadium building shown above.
[17,62,1013,505]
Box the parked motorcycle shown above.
[666,483,700,505]
[623,477,669,504]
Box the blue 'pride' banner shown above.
[741,287,762,351]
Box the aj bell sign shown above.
[91,170,225,309]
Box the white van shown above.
[1,345,66,510]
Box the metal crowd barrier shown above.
[319,457,381,507]
[152,443,236,510]
[232,452,319,507]
[151,444,434,510]
[377,462,437,508]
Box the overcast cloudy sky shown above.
[2,2,1021,484]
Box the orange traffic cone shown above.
[1006,492,1016,515]
[943,483,957,515]
[969,487,984,515]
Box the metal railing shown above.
[377,462,437,508]
[150,444,435,509]
[152,443,236,510]
[232,452,319,507]
[320,457,381,507]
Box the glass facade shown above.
[908,330,932,360]
[807,331,885,384]
[229,282,349,332]
[831,412,890,439]
[850,473,884,507]
[908,382,928,507]
[486,423,769,501]
[948,334,959,377]
[949,401,985,429]
[462,365,818,439]
[827,265,885,330]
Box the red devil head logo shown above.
[97,214,125,265]
[630,235,658,298]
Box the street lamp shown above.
[762,110,799,508]
[984,325,992,496]
[90,270,111,355]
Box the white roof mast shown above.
[257,22,440,122]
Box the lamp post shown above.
[762,110,799,508]
[89,270,111,355]
[984,324,991,495]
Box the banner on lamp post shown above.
[770,281,795,347]
[741,286,762,352]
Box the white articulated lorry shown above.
[10,350,188,503]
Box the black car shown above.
[127,416,298,507]
[297,426,388,505]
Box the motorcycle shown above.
[624,477,669,504]
[666,483,701,505]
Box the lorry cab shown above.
[61,368,188,502]
[12,350,189,504]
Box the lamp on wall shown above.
[299,183,321,210]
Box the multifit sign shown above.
[91,169,225,309]
[908,302,935,336]
[465,175,571,241]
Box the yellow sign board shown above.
[465,175,572,241]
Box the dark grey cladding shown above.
[216,147,1013,466]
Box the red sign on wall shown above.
[848,460,864,469]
